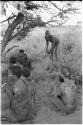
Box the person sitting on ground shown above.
[1,65,22,123]
[16,49,33,70]
[49,74,77,114]
[17,49,27,65]
[1,65,36,123]
[61,75,77,106]
[11,66,36,122]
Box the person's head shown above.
[45,30,50,36]
[58,75,64,82]
[22,67,30,78]
[10,56,17,64]
[62,68,70,78]
[19,49,24,55]
[8,65,22,79]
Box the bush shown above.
[63,42,74,55]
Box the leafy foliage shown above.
[14,14,45,41]
[24,1,40,10]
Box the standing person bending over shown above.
[45,30,60,61]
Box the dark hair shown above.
[19,49,24,53]
[9,65,22,78]
[45,30,50,35]
[10,56,16,64]
[22,67,30,78]
[58,75,64,82]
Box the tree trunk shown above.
[1,12,24,55]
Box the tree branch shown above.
[1,1,80,56]
[0,15,16,24]
[43,3,79,27]
[62,8,79,14]
[1,12,24,54]
[5,46,19,54]
[47,18,69,27]
[49,1,62,11]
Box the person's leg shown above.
[51,96,77,114]
[50,44,55,61]
[55,44,59,61]
[46,40,49,53]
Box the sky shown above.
[39,1,82,25]
[0,1,82,26]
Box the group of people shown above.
[9,49,33,78]
[1,49,36,123]
[1,30,78,123]
[45,30,78,114]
